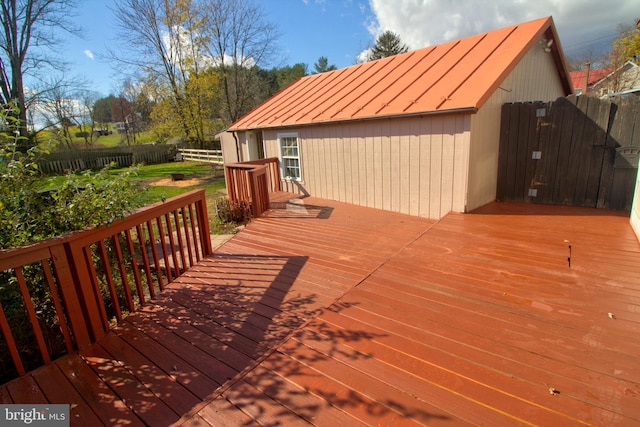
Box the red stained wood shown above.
[82,344,180,425]
[2,197,639,426]
[55,355,143,426]
[31,363,103,426]
[5,375,47,404]
[97,332,201,416]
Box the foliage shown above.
[0,109,141,250]
[313,56,337,74]
[611,21,640,66]
[215,197,251,224]
[47,166,140,234]
[93,96,115,123]
[367,30,409,61]
[0,0,79,148]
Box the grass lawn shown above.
[37,161,236,234]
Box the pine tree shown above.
[367,30,409,61]
[313,56,337,73]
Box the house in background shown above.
[570,63,612,95]
[592,61,640,97]
[222,16,573,219]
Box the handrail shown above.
[225,157,280,217]
[0,189,212,383]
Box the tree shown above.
[110,0,200,144]
[600,19,640,95]
[313,56,337,74]
[93,96,115,124]
[367,30,409,61]
[0,0,78,147]
[110,0,232,146]
[201,0,279,123]
[276,63,307,89]
[612,20,640,63]
[33,76,89,149]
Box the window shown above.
[278,133,301,180]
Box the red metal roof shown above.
[229,16,571,131]
[570,67,613,90]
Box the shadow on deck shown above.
[2,195,640,426]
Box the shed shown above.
[223,16,573,219]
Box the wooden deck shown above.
[2,195,640,426]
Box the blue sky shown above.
[63,0,638,97]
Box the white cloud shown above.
[84,50,94,60]
[366,0,639,58]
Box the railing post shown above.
[48,243,94,349]
[196,191,213,256]
[63,239,108,344]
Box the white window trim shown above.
[277,132,302,181]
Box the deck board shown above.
[2,196,639,426]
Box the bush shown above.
[215,198,251,224]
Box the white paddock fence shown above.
[177,148,223,163]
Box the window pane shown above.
[279,135,301,180]
[283,158,300,179]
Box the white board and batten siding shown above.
[262,114,471,220]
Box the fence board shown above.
[498,95,640,211]
[38,144,171,174]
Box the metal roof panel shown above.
[229,16,570,130]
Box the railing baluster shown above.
[156,217,173,283]
[83,246,110,332]
[0,301,25,376]
[112,234,134,313]
[40,260,73,354]
[164,213,180,277]
[181,207,195,267]
[97,240,123,322]
[188,204,201,261]
[135,225,154,301]
[15,267,50,364]
[124,229,145,305]
[145,220,163,294]
[173,210,187,271]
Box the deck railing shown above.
[0,190,212,382]
[225,157,281,217]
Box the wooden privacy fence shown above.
[0,190,212,383]
[37,144,172,174]
[497,95,640,210]
[225,157,281,218]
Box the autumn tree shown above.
[110,0,200,144]
[110,0,232,146]
[602,19,640,94]
[0,0,78,148]
[367,30,409,61]
[313,56,337,74]
[612,19,640,64]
